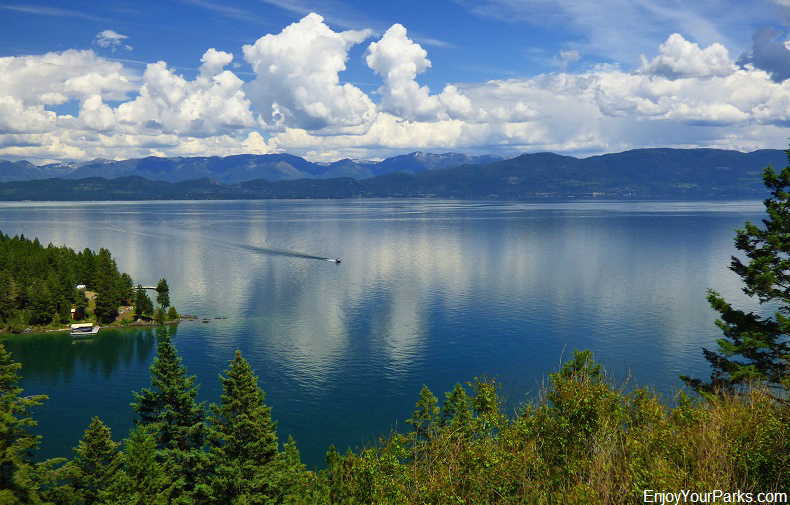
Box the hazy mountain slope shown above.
[0,148,786,200]
[0,152,505,183]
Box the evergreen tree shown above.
[117,273,134,306]
[264,436,311,504]
[65,417,124,505]
[155,279,170,310]
[76,249,96,290]
[408,385,439,443]
[166,306,179,321]
[74,290,88,321]
[153,307,165,325]
[0,271,14,324]
[93,249,119,324]
[93,291,118,325]
[131,329,207,500]
[441,382,473,432]
[114,425,172,505]
[133,286,153,319]
[205,350,279,504]
[0,343,47,503]
[683,155,790,395]
[27,281,53,326]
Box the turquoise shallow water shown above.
[0,199,766,468]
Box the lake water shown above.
[0,199,766,468]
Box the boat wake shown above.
[97,226,338,263]
[232,243,337,262]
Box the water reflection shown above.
[0,199,767,467]
[1,327,161,384]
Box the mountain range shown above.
[0,152,503,184]
[0,148,786,201]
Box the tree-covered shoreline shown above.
[0,233,176,334]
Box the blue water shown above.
[0,199,766,468]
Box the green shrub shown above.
[153,306,165,325]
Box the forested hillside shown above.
[0,232,134,332]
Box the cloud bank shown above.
[1,15,790,164]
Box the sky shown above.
[2,0,790,163]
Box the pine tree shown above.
[131,329,207,499]
[65,417,124,505]
[153,307,165,325]
[441,382,473,432]
[264,436,311,504]
[133,286,153,319]
[407,385,439,442]
[113,425,172,505]
[0,271,14,324]
[205,350,279,504]
[683,155,790,396]
[117,273,134,306]
[155,279,170,310]
[27,281,53,325]
[0,343,47,503]
[93,249,119,324]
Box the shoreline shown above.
[0,315,199,337]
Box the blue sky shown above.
[1,0,790,163]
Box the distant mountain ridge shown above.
[0,151,504,184]
[0,148,786,201]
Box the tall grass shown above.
[320,351,790,504]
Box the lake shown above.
[0,199,766,468]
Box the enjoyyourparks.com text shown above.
[644,490,788,504]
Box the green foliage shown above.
[153,307,165,325]
[133,285,153,319]
[441,382,473,432]
[204,350,279,504]
[114,425,172,505]
[117,273,134,305]
[64,417,124,505]
[27,282,53,326]
[155,279,170,310]
[0,347,788,503]
[0,233,140,331]
[683,154,790,395]
[92,249,120,325]
[166,306,178,321]
[407,385,439,443]
[0,343,48,503]
[131,329,208,500]
[320,351,790,504]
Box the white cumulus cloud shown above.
[0,50,136,107]
[242,13,375,131]
[365,24,473,121]
[115,50,256,137]
[639,33,734,79]
[2,19,790,164]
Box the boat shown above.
[70,323,100,338]
[327,258,341,263]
